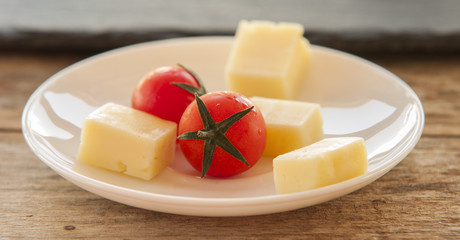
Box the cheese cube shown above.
[250,96,323,157]
[77,103,177,180]
[225,20,310,99]
[273,137,368,194]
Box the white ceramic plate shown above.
[22,37,424,217]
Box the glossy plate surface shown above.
[22,37,424,216]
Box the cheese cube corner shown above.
[77,103,177,180]
[225,20,311,99]
[250,96,323,157]
[273,137,368,194]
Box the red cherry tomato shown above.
[131,66,202,124]
[178,91,266,178]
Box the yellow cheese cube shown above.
[225,20,310,99]
[273,137,368,194]
[77,103,177,180]
[250,96,323,157]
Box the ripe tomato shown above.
[178,91,266,178]
[131,65,204,125]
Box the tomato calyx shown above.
[177,94,254,177]
[170,64,207,97]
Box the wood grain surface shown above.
[0,51,459,239]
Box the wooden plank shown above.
[1,51,459,238]
[1,132,458,239]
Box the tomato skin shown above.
[131,66,200,124]
[178,91,266,178]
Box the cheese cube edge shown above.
[77,103,177,180]
[273,137,368,194]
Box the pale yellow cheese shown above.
[225,20,310,99]
[250,96,323,157]
[273,137,368,194]
[77,103,177,180]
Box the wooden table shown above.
[1,50,459,239]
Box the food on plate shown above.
[77,103,177,180]
[178,91,266,178]
[75,17,369,193]
[250,96,323,157]
[225,20,310,99]
[131,64,206,125]
[273,137,368,194]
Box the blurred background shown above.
[1,0,460,54]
